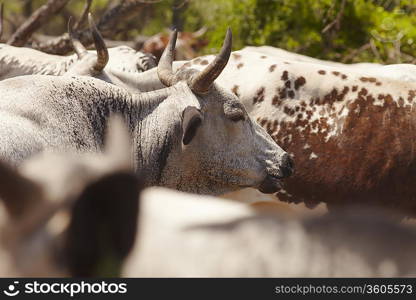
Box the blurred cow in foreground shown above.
[0,116,140,276]
[122,188,414,277]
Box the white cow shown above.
[122,187,416,277]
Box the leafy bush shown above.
[182,0,416,63]
[4,0,416,63]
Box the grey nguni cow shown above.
[0,28,292,195]
[0,13,156,81]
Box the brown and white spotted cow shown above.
[181,50,416,215]
[114,49,416,216]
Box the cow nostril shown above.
[280,153,294,177]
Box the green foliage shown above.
[3,0,416,63]
[182,0,416,63]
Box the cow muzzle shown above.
[279,153,294,178]
[258,153,294,194]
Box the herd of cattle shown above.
[2,11,416,277]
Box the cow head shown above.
[147,29,293,195]
[0,117,140,276]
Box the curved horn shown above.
[68,17,88,59]
[88,13,109,72]
[189,28,232,94]
[157,29,178,87]
[0,3,3,40]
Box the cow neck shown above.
[80,82,177,186]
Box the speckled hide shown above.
[0,74,288,195]
[242,46,381,70]
[243,46,416,82]
[179,51,416,213]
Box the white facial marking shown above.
[309,152,318,160]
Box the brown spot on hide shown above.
[294,77,306,90]
[281,71,289,81]
[231,85,240,97]
[272,95,282,107]
[408,90,416,103]
[398,97,404,107]
[259,118,268,127]
[253,87,266,104]
[360,77,378,84]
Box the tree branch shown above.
[400,50,416,64]
[368,39,381,61]
[32,0,154,55]
[0,3,4,40]
[341,42,371,63]
[322,0,346,34]
[7,0,71,47]
[73,0,93,31]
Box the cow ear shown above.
[182,106,203,145]
[66,171,141,277]
[0,159,43,219]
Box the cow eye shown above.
[228,110,246,122]
[224,101,246,122]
